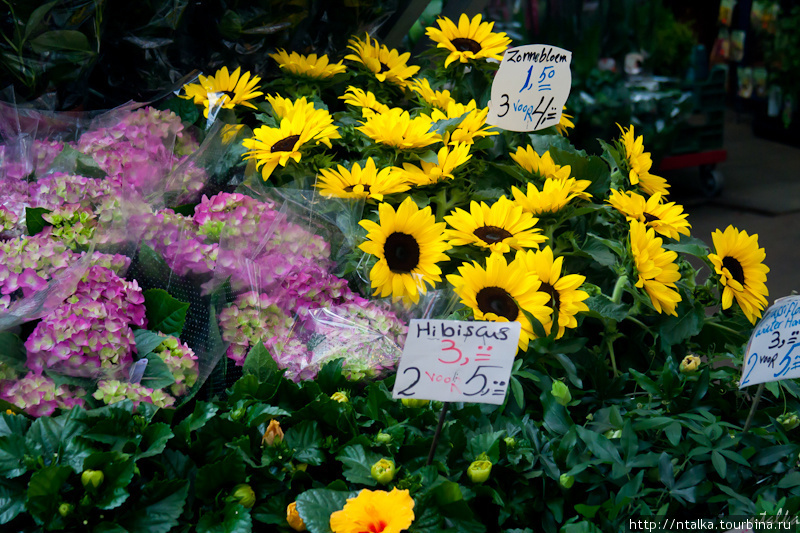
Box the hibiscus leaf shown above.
[143,288,190,336]
[118,479,189,533]
[197,502,252,533]
[26,207,52,236]
[335,444,380,486]
[295,489,356,533]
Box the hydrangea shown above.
[32,173,116,211]
[0,372,85,417]
[219,291,294,365]
[0,234,74,298]
[152,334,200,396]
[25,265,146,377]
[0,361,17,381]
[93,379,176,409]
[42,204,97,249]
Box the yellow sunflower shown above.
[444,196,546,254]
[510,146,572,181]
[618,124,670,197]
[511,178,591,215]
[446,254,551,352]
[409,78,454,110]
[425,13,512,67]
[708,225,769,324]
[269,49,347,79]
[330,488,414,533]
[394,143,472,186]
[424,100,498,145]
[180,66,263,118]
[557,107,575,136]
[345,34,420,88]
[357,108,441,150]
[242,102,340,180]
[266,94,317,121]
[514,247,589,338]
[607,189,691,241]
[316,157,410,201]
[629,220,682,316]
[339,86,391,118]
[359,197,451,303]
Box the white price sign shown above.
[392,319,521,404]
[487,44,572,132]
[740,295,800,388]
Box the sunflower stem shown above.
[607,333,619,378]
[611,274,628,304]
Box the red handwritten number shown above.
[438,339,463,364]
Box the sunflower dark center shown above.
[271,135,300,153]
[344,184,371,193]
[643,213,659,224]
[539,281,560,313]
[378,62,390,73]
[722,256,745,285]
[384,232,420,273]
[221,90,236,100]
[474,225,513,244]
[452,38,481,54]
[476,287,519,321]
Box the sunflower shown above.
[425,13,512,67]
[345,34,420,88]
[409,78,454,110]
[357,108,441,150]
[266,94,317,121]
[359,197,451,303]
[618,124,670,197]
[557,107,575,136]
[330,489,414,533]
[180,66,263,118]
[629,220,682,315]
[511,178,591,215]
[607,189,691,241]
[394,143,472,186]
[269,49,347,79]
[316,157,410,201]
[444,196,546,254]
[242,102,340,180]
[424,100,498,145]
[339,86,391,118]
[510,146,572,181]
[514,247,589,338]
[446,254,551,352]
[708,225,769,324]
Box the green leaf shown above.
[26,465,72,523]
[46,145,105,179]
[658,301,704,348]
[137,244,172,280]
[285,421,325,466]
[83,451,136,510]
[119,479,189,533]
[246,404,290,428]
[29,30,90,52]
[197,503,252,533]
[243,341,279,383]
[0,332,26,374]
[133,329,167,357]
[0,433,27,478]
[139,352,177,390]
[663,236,709,258]
[175,401,219,442]
[295,489,356,533]
[753,445,796,466]
[658,452,675,489]
[466,431,504,464]
[26,207,52,236]
[777,471,800,489]
[195,454,246,500]
[23,1,58,42]
[0,481,26,525]
[665,422,682,447]
[26,413,90,473]
[586,294,628,322]
[336,444,380,486]
[136,423,174,459]
[575,426,623,465]
[143,288,190,336]
[711,451,727,479]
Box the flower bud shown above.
[375,432,392,444]
[331,391,348,403]
[604,429,622,439]
[680,355,701,374]
[230,484,256,508]
[262,419,284,447]
[58,503,73,517]
[294,463,308,472]
[230,408,246,421]
[551,381,572,406]
[81,469,104,489]
[778,413,800,431]
[559,474,575,489]
[370,458,396,485]
[467,459,492,484]
[503,436,516,449]
[401,398,429,408]
[286,501,307,531]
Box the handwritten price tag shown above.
[740,295,800,388]
[487,44,572,132]
[392,319,521,404]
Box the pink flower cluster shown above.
[152,334,199,396]
[0,372,85,417]
[24,265,146,378]
[93,379,175,409]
